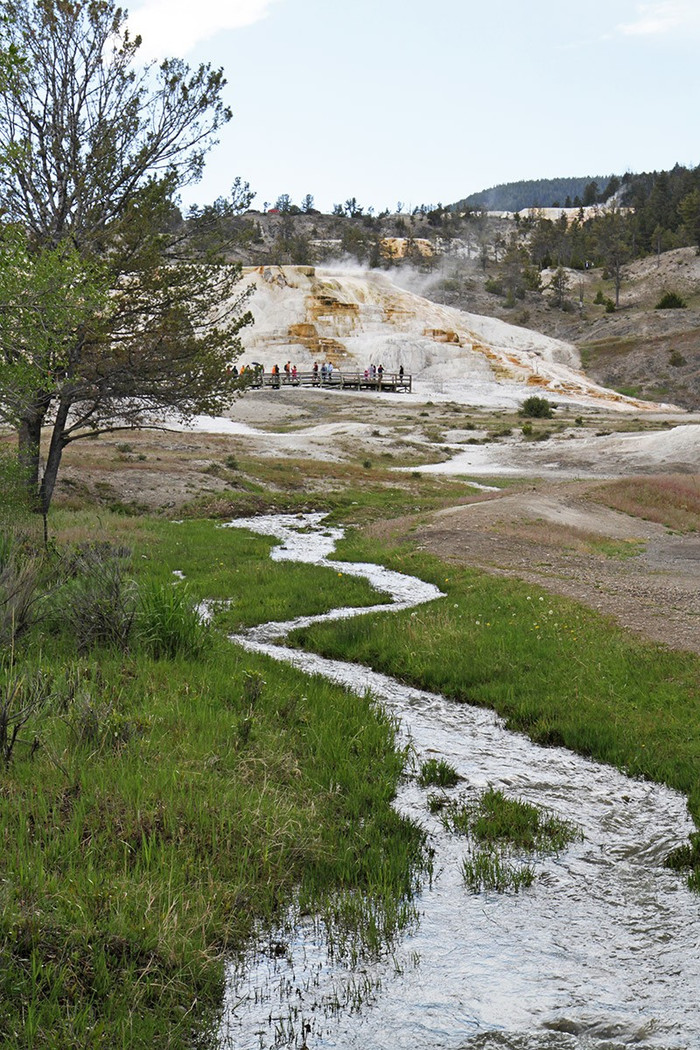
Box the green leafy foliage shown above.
[0,0,251,515]
[520,396,553,418]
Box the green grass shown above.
[178,460,484,531]
[289,533,700,834]
[0,513,427,1049]
[441,787,581,854]
[461,850,535,893]
[436,786,577,896]
[50,511,392,630]
[417,757,460,788]
[4,473,700,1044]
[589,538,646,559]
[430,786,580,894]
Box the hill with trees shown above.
[452,176,619,213]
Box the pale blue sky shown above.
[129,0,700,213]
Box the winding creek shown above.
[213,513,700,1050]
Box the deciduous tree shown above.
[0,0,252,520]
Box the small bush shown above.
[0,540,43,647]
[57,544,136,652]
[0,665,52,765]
[520,396,553,419]
[595,290,616,311]
[655,291,687,310]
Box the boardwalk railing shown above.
[247,370,412,393]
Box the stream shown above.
[214,513,700,1050]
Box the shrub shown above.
[655,291,687,309]
[0,538,43,647]
[0,664,52,765]
[57,543,136,652]
[520,396,553,419]
[594,290,616,311]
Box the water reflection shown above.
[216,514,699,1050]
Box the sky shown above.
[127,0,700,214]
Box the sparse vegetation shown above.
[461,849,535,893]
[441,787,581,854]
[440,787,580,894]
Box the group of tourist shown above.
[226,361,407,387]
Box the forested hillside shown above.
[452,176,616,212]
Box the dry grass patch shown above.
[590,475,700,532]
[491,517,646,557]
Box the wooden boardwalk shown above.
[247,370,412,393]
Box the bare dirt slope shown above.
[423,247,700,410]
[405,480,700,655]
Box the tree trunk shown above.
[17,413,44,511]
[38,401,71,517]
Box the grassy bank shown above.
[0,513,426,1049]
[290,530,700,873]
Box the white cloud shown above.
[618,1,700,36]
[129,0,282,58]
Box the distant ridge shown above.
[452,176,615,213]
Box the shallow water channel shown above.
[215,513,700,1050]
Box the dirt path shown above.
[407,481,700,655]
